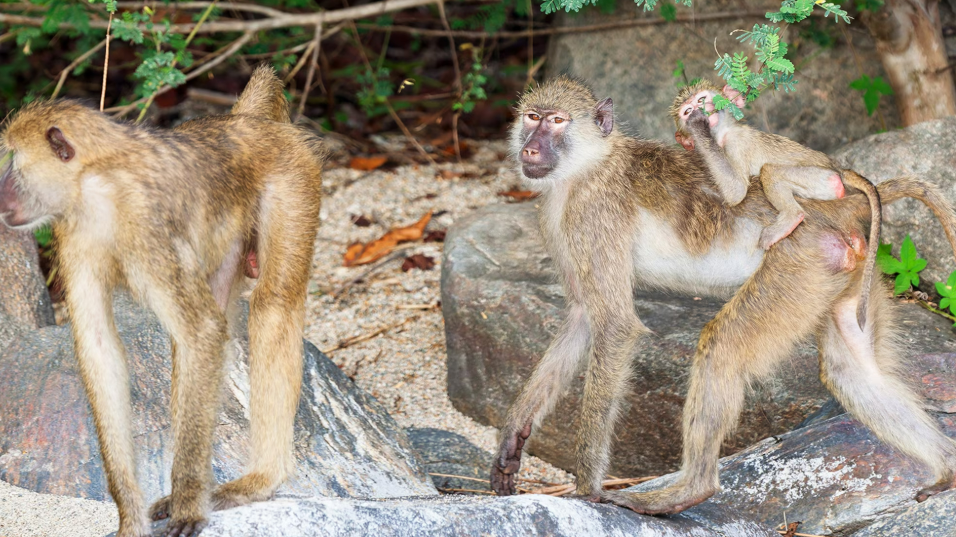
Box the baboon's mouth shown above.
[522,164,554,179]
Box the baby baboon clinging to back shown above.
[671,80,882,327]
[0,66,324,537]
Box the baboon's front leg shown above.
[65,264,148,537]
[491,305,590,495]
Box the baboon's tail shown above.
[231,64,290,123]
[841,170,882,329]
[877,176,956,266]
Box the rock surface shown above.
[850,489,956,537]
[630,410,956,536]
[406,427,492,493]
[546,0,901,152]
[132,494,777,537]
[441,203,956,477]
[0,225,54,351]
[832,116,956,285]
[0,294,436,502]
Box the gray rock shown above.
[851,489,956,537]
[132,494,777,537]
[0,293,436,502]
[441,203,956,477]
[406,427,493,493]
[630,411,956,536]
[547,0,899,152]
[0,225,54,351]
[832,116,956,285]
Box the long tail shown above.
[841,170,882,329]
[231,64,290,123]
[877,176,956,263]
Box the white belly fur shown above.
[632,209,764,297]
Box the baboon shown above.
[491,75,956,516]
[671,81,882,327]
[0,66,324,537]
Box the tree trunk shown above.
[863,0,956,126]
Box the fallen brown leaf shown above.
[349,155,388,171]
[424,230,446,243]
[350,214,373,227]
[402,254,436,272]
[498,189,539,201]
[343,212,433,267]
[438,169,463,180]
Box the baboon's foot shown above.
[162,517,208,537]
[916,472,956,502]
[600,484,716,515]
[150,473,276,522]
[490,422,532,496]
[759,212,805,250]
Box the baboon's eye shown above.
[697,96,706,104]
[529,113,541,121]
[553,117,565,124]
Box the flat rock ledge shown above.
[130,494,776,537]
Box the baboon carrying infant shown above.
[492,75,956,515]
[0,67,323,537]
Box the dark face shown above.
[518,109,571,179]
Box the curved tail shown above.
[231,64,290,123]
[877,176,956,265]
[841,170,882,329]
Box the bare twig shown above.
[525,0,534,88]
[321,315,420,354]
[436,487,496,495]
[0,0,442,35]
[50,38,107,99]
[428,473,490,484]
[296,23,323,122]
[100,12,113,111]
[436,0,462,164]
[386,101,439,166]
[283,38,317,84]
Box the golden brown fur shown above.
[0,67,323,537]
[491,76,956,515]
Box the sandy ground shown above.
[0,139,572,536]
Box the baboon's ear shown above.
[594,98,614,137]
[46,127,74,162]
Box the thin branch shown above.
[525,0,533,88]
[435,0,462,164]
[100,12,113,111]
[296,23,323,122]
[50,38,107,99]
[107,31,253,117]
[284,37,317,84]
[0,0,441,35]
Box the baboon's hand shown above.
[490,423,531,496]
[685,108,712,138]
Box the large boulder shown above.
[629,406,956,535]
[406,427,493,493]
[133,494,777,537]
[441,203,956,477]
[546,0,900,152]
[0,225,54,351]
[851,489,956,537]
[0,294,436,502]
[832,116,956,285]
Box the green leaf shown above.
[660,1,677,21]
[894,273,911,295]
[764,57,794,74]
[33,225,53,248]
[941,297,951,310]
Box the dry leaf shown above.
[439,169,463,180]
[349,156,388,171]
[402,254,436,272]
[424,230,446,243]
[498,190,539,201]
[343,212,434,267]
[350,214,373,227]
[343,242,364,266]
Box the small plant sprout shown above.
[876,235,927,295]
